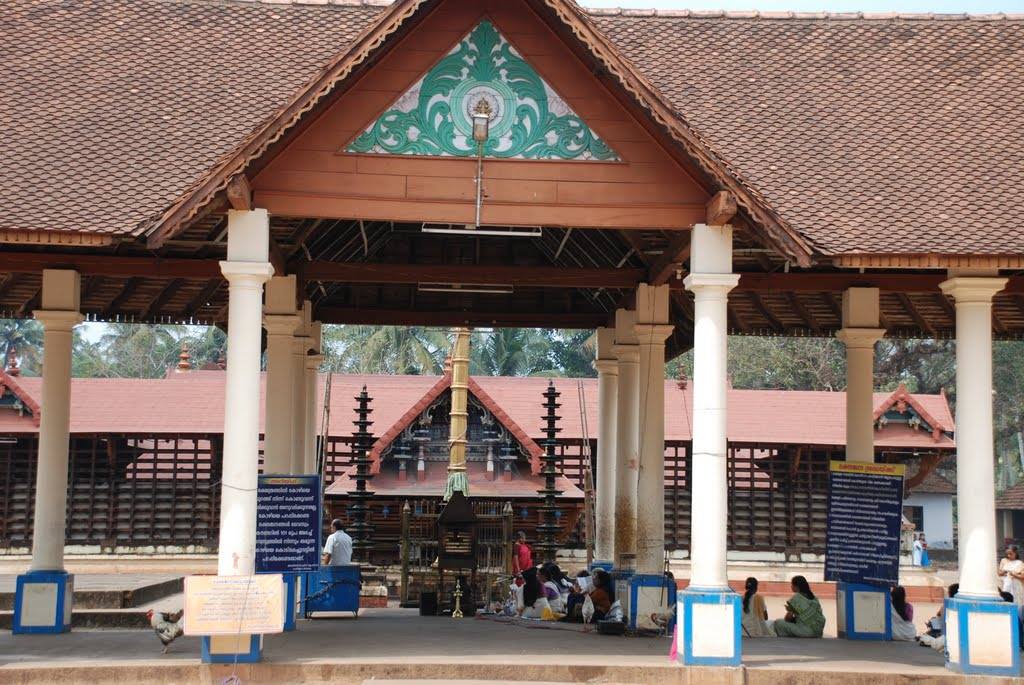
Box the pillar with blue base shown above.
[282,572,299,631]
[12,571,73,634]
[945,596,1021,676]
[201,634,262,664]
[628,573,675,631]
[611,568,634,627]
[836,581,891,640]
[677,588,741,666]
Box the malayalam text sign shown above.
[182,574,284,635]
[824,461,905,586]
[256,474,321,573]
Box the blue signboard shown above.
[824,461,905,586]
[255,475,322,573]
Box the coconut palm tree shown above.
[0,319,44,373]
[323,325,447,375]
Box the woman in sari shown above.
[890,586,916,641]
[773,576,825,638]
[741,577,773,637]
[997,545,1024,610]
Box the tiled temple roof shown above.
[3,0,1023,257]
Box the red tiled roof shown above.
[325,461,583,499]
[997,482,1024,510]
[0,372,954,452]
[3,1,1023,257]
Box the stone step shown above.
[0,575,183,610]
[0,608,152,629]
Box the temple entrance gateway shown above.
[3,0,1023,678]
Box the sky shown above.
[582,0,1022,13]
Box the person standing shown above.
[322,518,353,566]
[998,545,1024,605]
[512,531,533,579]
[912,534,924,566]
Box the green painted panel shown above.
[346,20,619,161]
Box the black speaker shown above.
[419,591,438,616]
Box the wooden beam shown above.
[706,190,737,226]
[225,175,252,211]
[786,292,821,334]
[896,293,936,337]
[748,292,785,333]
[101,277,143,319]
[314,306,608,329]
[300,262,645,289]
[648,232,691,285]
[727,272,1024,294]
[142,279,185,320]
[0,252,221,279]
[268,236,287,277]
[182,279,223,318]
[18,288,41,318]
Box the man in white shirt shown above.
[322,518,353,566]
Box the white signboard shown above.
[182,574,284,636]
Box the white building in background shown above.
[903,467,956,550]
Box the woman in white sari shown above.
[741,577,774,637]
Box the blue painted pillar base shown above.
[589,560,615,573]
[836,581,891,640]
[611,569,634,628]
[627,573,676,631]
[282,573,299,631]
[677,587,741,666]
[201,634,262,664]
[12,571,73,634]
[945,596,1021,676]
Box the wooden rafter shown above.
[896,293,935,337]
[748,292,785,333]
[648,231,691,285]
[182,279,223,320]
[102,278,143,319]
[934,292,957,327]
[786,292,820,334]
[313,306,608,329]
[705,190,737,226]
[301,262,644,288]
[143,278,185,320]
[17,288,41,317]
[225,175,252,211]
[0,252,221,279]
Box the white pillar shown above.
[291,302,311,474]
[217,209,273,577]
[836,288,885,463]
[303,322,323,475]
[29,270,82,572]
[263,276,300,475]
[634,284,673,575]
[684,224,739,590]
[613,309,640,570]
[593,327,618,564]
[940,274,1006,598]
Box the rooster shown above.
[147,609,184,653]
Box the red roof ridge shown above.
[873,383,948,438]
[0,368,41,426]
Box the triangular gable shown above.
[147,0,812,265]
[345,20,618,161]
[0,369,40,426]
[873,384,949,441]
[366,371,544,475]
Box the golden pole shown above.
[444,327,471,501]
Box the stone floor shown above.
[0,606,990,685]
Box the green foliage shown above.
[0,319,44,374]
[322,326,447,375]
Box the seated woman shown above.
[587,568,614,622]
[516,567,551,619]
[539,564,566,613]
[890,586,916,641]
[741,577,773,637]
[920,583,957,650]
[773,576,825,638]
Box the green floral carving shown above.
[346,20,618,161]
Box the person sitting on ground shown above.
[741,577,773,637]
[919,583,958,650]
[322,518,353,566]
[587,568,614,621]
[890,586,916,641]
[562,570,590,621]
[539,564,566,613]
[516,566,551,619]
[773,575,825,638]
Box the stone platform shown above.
[1,607,1018,685]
